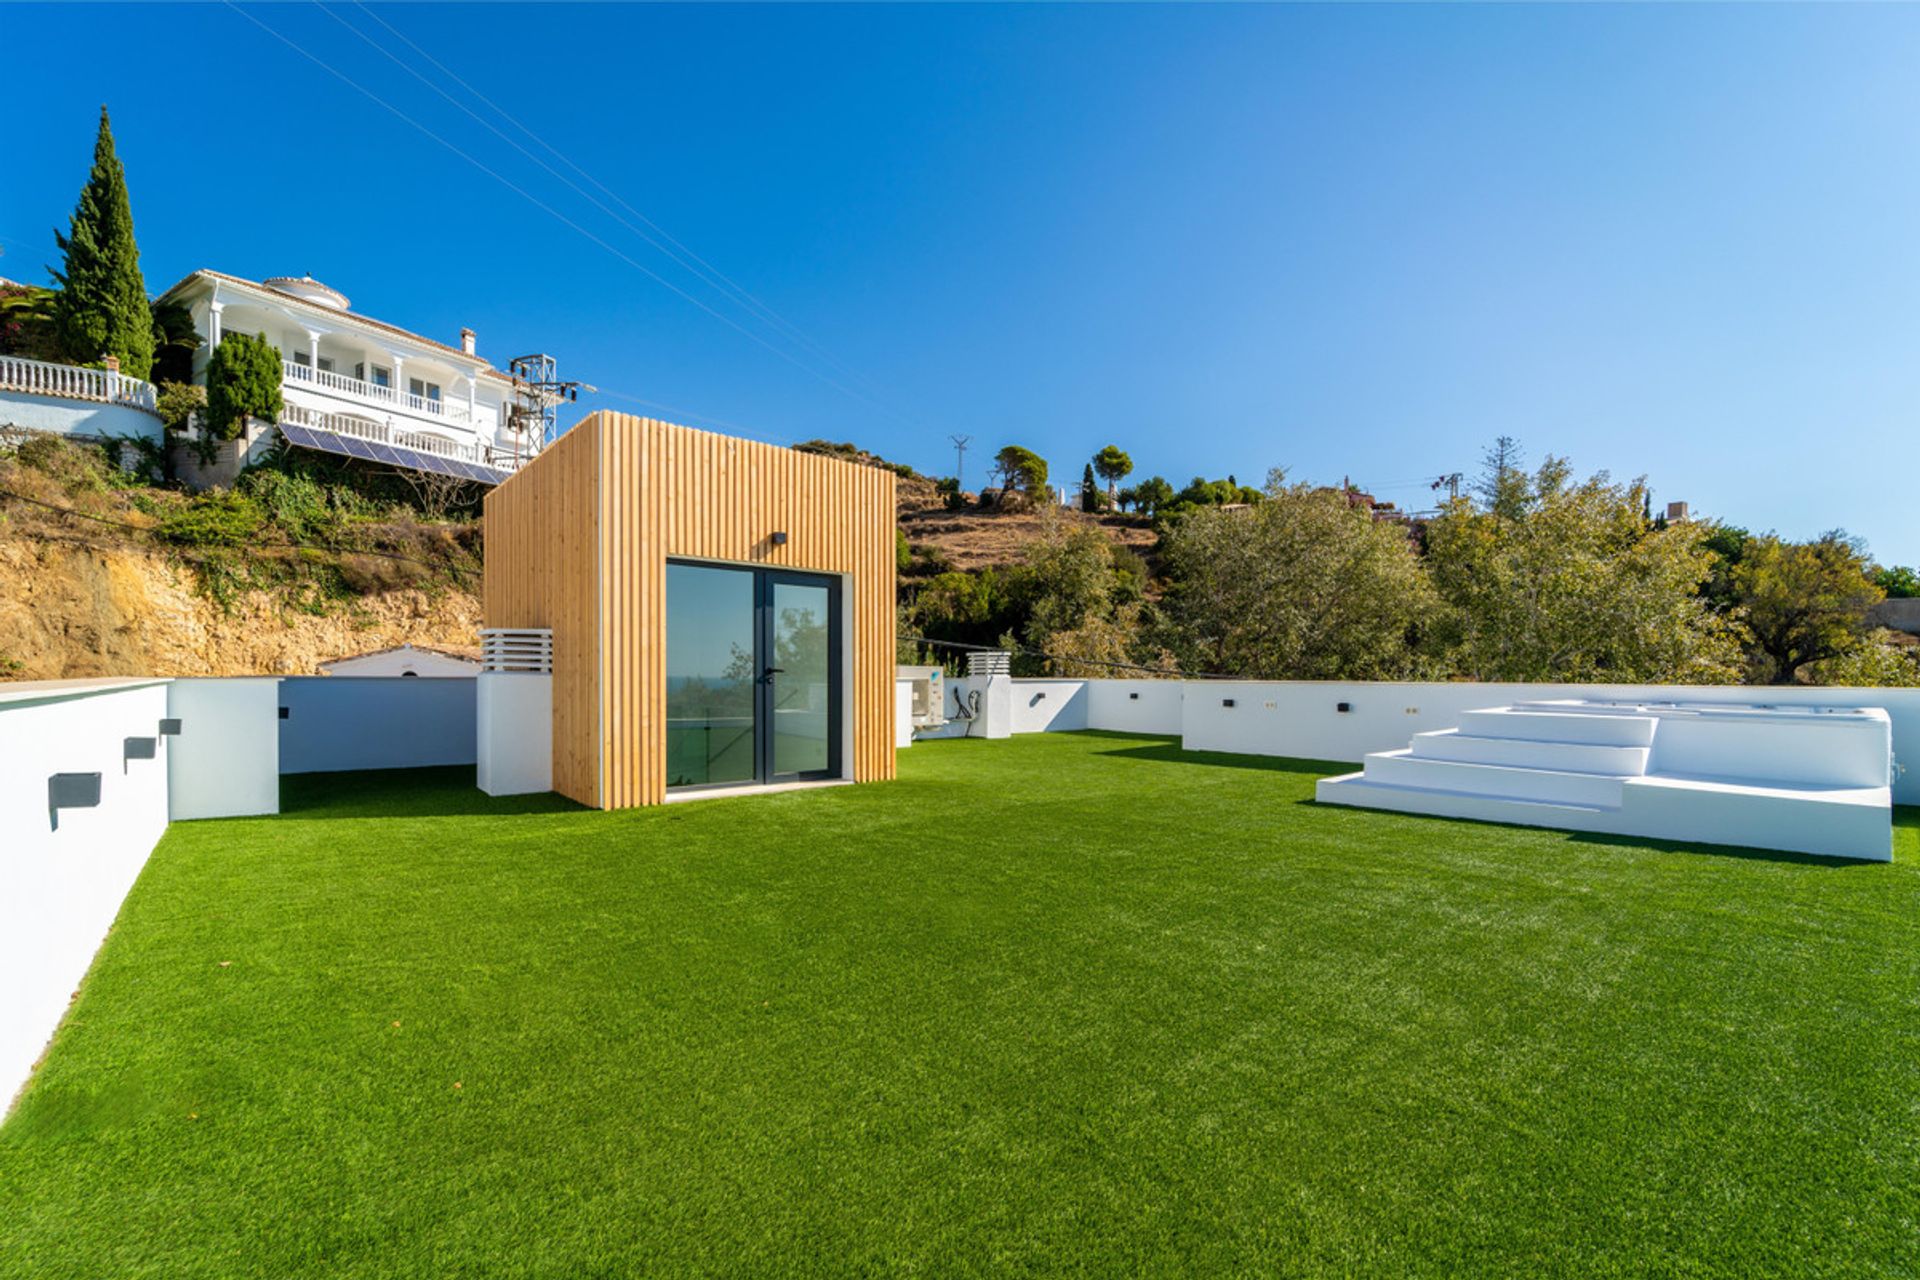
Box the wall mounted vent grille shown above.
[966,651,1012,678]
[480,628,554,674]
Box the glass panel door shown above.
[665,563,757,789]
[768,577,835,778]
[665,563,840,792]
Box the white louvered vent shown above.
[965,650,1011,678]
[480,628,553,674]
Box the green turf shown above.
[4,732,1918,1278]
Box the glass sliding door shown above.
[665,563,758,789]
[665,562,841,793]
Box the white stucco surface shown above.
[0,680,172,1110]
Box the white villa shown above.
[156,270,541,483]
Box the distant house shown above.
[318,644,482,679]
[155,270,551,486]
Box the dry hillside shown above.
[0,440,482,680]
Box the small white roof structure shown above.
[317,644,481,679]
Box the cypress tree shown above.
[51,107,154,379]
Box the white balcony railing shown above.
[282,359,474,425]
[280,402,525,473]
[0,354,160,415]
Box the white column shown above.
[391,354,406,405]
[465,373,477,420]
[207,302,223,348]
[306,330,321,374]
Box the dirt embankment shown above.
[896,504,1159,573]
[0,535,480,679]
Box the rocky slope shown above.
[0,534,480,680]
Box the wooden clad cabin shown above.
[483,412,898,808]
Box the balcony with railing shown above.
[280,358,480,427]
[0,354,160,415]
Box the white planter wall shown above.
[278,676,477,773]
[0,680,172,1109]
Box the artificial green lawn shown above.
[4,732,1918,1278]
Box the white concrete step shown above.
[1316,773,1615,824]
[1362,750,1627,809]
[1409,729,1650,776]
[1458,707,1657,748]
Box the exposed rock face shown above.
[0,536,481,679]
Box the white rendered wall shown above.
[1010,680,1089,734]
[0,680,172,1110]
[279,676,477,773]
[1085,680,1185,735]
[167,679,281,820]
[0,391,164,444]
[476,674,552,795]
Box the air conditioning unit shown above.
[896,665,948,729]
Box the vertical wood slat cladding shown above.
[484,412,897,808]
[482,424,600,805]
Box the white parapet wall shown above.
[1010,680,1090,734]
[0,679,173,1109]
[1085,679,1186,735]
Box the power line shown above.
[897,634,1230,681]
[342,0,917,425]
[221,2,910,424]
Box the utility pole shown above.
[505,355,594,465]
[948,434,971,492]
[1431,472,1462,502]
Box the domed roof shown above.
[263,275,350,311]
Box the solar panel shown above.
[278,422,513,486]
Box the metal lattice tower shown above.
[506,354,592,462]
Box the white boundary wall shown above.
[0,680,172,1108]
[1086,679,1186,735]
[279,676,477,774]
[1010,680,1089,734]
[927,677,1920,806]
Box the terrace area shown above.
[4,731,1917,1276]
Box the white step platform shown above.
[1316,699,1893,862]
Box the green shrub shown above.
[155,490,266,546]
[12,433,111,493]
[239,469,334,542]
[205,332,282,440]
[154,381,206,435]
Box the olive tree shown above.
[1424,456,1741,683]
[1158,469,1438,679]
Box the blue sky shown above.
[4,3,1917,559]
